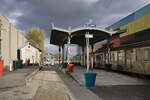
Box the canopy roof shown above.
[50,26,114,46]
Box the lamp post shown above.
[84,20,97,87]
[67,27,71,64]
[84,32,97,87]
[85,32,93,72]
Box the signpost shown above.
[85,32,93,72]
[67,27,71,64]
[84,24,96,27]
[84,21,97,87]
[84,20,94,72]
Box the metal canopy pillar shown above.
[67,27,71,64]
[62,45,64,63]
[85,32,93,72]
[86,32,89,72]
[81,46,84,66]
[91,45,94,71]
[58,46,61,65]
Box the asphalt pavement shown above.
[1,65,150,100]
[89,85,150,100]
[0,66,39,100]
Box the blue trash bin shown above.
[62,62,67,69]
[84,72,97,87]
[16,60,23,69]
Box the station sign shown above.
[85,34,93,38]
[84,24,96,27]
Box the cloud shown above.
[76,0,99,8]
[10,11,23,18]
[8,10,24,25]
[0,0,150,54]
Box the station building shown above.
[18,42,41,64]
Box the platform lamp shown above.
[67,26,71,64]
[85,32,93,72]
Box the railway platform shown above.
[69,66,150,100]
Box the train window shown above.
[144,48,150,61]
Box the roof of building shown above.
[18,42,42,52]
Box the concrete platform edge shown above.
[25,68,40,85]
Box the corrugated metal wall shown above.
[120,14,150,37]
[98,4,150,51]
[135,4,150,19]
[107,4,150,31]
[119,13,135,27]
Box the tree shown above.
[25,28,45,58]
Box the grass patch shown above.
[56,68,77,81]
[3,66,9,72]
[56,68,72,79]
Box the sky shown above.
[0,0,150,55]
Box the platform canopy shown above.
[50,26,69,46]
[50,25,114,46]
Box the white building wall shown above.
[23,36,27,44]
[0,13,28,66]
[18,31,23,49]
[0,14,11,66]
[21,43,41,64]
[10,24,18,61]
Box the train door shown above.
[95,54,100,68]
[136,47,150,74]
[117,50,125,71]
[142,47,150,74]
[111,51,117,69]
[100,54,103,66]
[95,53,103,68]
[125,49,135,72]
